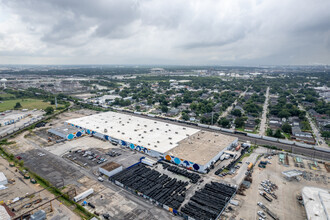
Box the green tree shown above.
[14,102,22,109]
[234,117,245,128]
[218,117,230,128]
[266,128,273,136]
[161,105,168,113]
[231,109,242,117]
[273,129,283,138]
[181,113,189,121]
[321,131,330,139]
[45,106,54,115]
[278,109,290,118]
[281,122,292,134]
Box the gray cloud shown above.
[0,0,329,65]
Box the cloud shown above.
[0,0,329,65]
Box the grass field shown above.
[0,93,16,99]
[0,99,62,112]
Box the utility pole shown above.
[211,112,214,125]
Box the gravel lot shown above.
[224,154,329,220]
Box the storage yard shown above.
[225,152,330,220]
[1,109,329,220]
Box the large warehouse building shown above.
[63,111,237,173]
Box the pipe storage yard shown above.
[65,111,237,173]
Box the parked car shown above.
[98,177,104,182]
[257,211,266,218]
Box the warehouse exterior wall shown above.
[99,166,123,177]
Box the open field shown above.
[0,93,16,99]
[0,98,61,112]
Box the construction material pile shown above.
[111,164,187,210]
[161,162,201,183]
[181,182,236,220]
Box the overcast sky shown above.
[0,0,329,65]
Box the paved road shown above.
[299,105,328,148]
[116,110,330,161]
[259,87,269,136]
[218,87,249,121]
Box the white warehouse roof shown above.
[0,172,8,186]
[302,187,330,220]
[66,111,200,153]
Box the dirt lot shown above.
[224,154,330,220]
[0,156,79,220]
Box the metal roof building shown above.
[302,187,330,220]
[282,169,303,181]
[66,111,237,173]
[48,125,85,140]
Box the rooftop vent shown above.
[134,129,137,132]
[142,136,144,139]
[96,126,99,129]
[186,134,189,136]
[165,131,167,133]
[117,130,120,132]
[154,121,157,123]
[166,124,169,126]
[183,127,186,130]
[154,145,157,147]
[144,125,147,127]
[138,134,141,136]
[157,141,160,143]
[156,128,159,130]
[169,137,172,140]
[170,142,172,145]
[137,124,140,126]
[144,131,147,133]
[175,132,178,134]
[105,121,108,123]
[122,132,125,135]
[148,143,150,145]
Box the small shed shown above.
[0,172,8,185]
[99,162,122,177]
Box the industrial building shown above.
[99,162,123,177]
[301,187,330,220]
[0,172,8,186]
[65,111,237,173]
[48,125,85,140]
